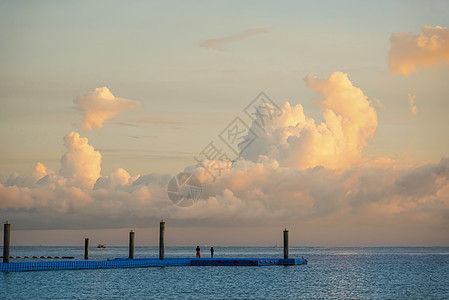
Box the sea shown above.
[1,246,448,299]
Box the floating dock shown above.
[2,220,308,272]
[0,257,307,272]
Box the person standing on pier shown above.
[210,247,214,259]
[196,245,201,258]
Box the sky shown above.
[1,0,449,246]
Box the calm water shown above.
[1,246,448,299]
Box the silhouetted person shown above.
[210,247,214,258]
[196,245,201,258]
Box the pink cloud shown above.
[74,87,141,130]
[1,73,448,245]
[408,94,418,117]
[389,26,449,76]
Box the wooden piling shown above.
[3,221,10,263]
[129,230,135,259]
[159,220,165,260]
[283,228,289,259]
[84,238,89,260]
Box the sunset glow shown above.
[1,1,448,247]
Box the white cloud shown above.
[94,168,140,190]
[74,87,141,130]
[60,131,102,189]
[241,72,377,169]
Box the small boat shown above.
[97,244,106,248]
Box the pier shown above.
[1,221,307,272]
[0,257,307,272]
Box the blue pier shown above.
[0,257,307,272]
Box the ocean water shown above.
[1,246,448,299]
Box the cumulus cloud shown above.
[200,28,269,51]
[1,154,448,244]
[408,94,418,117]
[389,26,449,76]
[5,162,54,188]
[94,168,140,190]
[74,87,141,130]
[1,73,448,245]
[184,157,449,226]
[60,131,102,189]
[241,72,378,169]
[32,162,54,182]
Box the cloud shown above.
[32,162,54,182]
[74,87,142,130]
[60,131,102,189]
[408,94,418,117]
[241,72,378,169]
[1,73,448,245]
[200,28,269,51]
[1,154,448,245]
[372,98,384,110]
[5,162,54,188]
[94,168,139,190]
[389,26,449,76]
